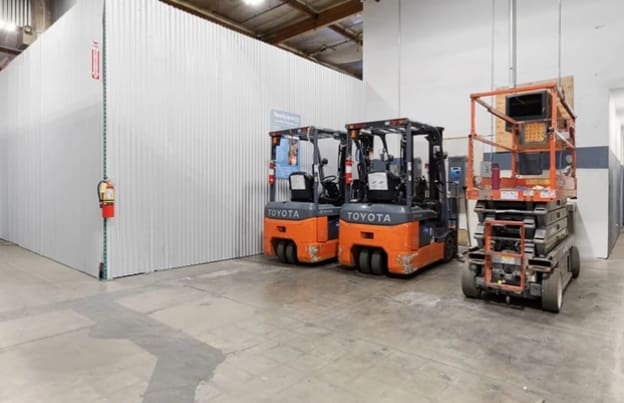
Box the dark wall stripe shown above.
[483,146,609,170]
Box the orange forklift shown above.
[462,82,580,312]
[338,119,458,276]
[264,127,347,264]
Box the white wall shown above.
[364,0,624,258]
[104,0,365,278]
[0,79,7,239]
[0,0,103,275]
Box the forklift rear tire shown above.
[286,242,298,264]
[570,246,581,279]
[370,250,386,275]
[277,241,288,263]
[542,270,563,313]
[358,249,371,274]
[461,266,481,299]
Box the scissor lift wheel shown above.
[461,266,481,298]
[542,270,563,313]
[570,246,580,278]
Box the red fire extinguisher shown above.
[98,179,115,219]
[491,163,501,190]
[345,157,353,185]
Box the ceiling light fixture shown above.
[0,20,18,32]
[243,0,264,6]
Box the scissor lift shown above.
[462,82,580,312]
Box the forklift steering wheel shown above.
[322,175,337,183]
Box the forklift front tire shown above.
[444,233,458,262]
[286,242,298,264]
[358,249,372,274]
[277,241,288,263]
[370,250,386,275]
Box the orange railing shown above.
[467,82,577,201]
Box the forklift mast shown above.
[335,136,347,203]
[424,126,449,229]
[346,119,450,230]
[268,126,347,205]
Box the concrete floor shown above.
[1,239,623,403]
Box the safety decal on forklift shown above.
[540,189,556,199]
[500,191,518,200]
[290,174,307,190]
[368,173,389,191]
[523,190,535,197]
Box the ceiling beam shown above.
[328,24,361,46]
[280,0,316,17]
[267,0,362,44]
[0,45,22,56]
[239,3,288,24]
[279,0,362,46]
[0,55,10,71]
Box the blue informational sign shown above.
[271,109,301,179]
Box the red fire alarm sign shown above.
[91,41,100,80]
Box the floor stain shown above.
[73,295,225,403]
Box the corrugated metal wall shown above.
[0,0,103,276]
[0,0,31,27]
[105,0,365,278]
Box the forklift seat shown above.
[289,172,314,202]
[423,200,441,215]
[367,171,401,203]
[320,180,341,205]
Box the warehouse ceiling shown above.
[1,0,363,76]
[161,0,364,78]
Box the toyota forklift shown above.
[462,82,580,312]
[264,127,347,264]
[338,118,458,276]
